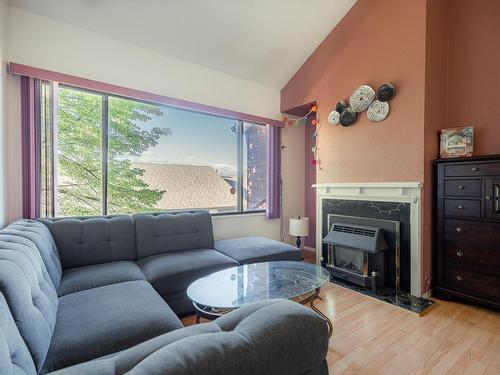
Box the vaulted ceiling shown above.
[9,0,356,88]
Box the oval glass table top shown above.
[187,261,330,309]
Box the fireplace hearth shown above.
[318,199,433,314]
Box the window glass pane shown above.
[56,87,103,216]
[107,97,238,214]
[40,81,54,217]
[243,122,267,211]
[45,86,268,217]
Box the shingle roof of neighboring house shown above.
[132,162,236,211]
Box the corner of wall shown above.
[0,0,9,228]
[281,122,306,245]
[422,0,450,294]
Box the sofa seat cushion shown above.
[47,300,329,375]
[42,280,182,373]
[57,261,147,297]
[214,236,301,264]
[137,249,239,298]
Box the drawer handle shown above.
[456,227,464,233]
[458,205,464,209]
[457,185,465,189]
[456,275,464,281]
[471,167,478,171]
[456,250,464,257]
[486,196,492,201]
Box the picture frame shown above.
[440,126,474,158]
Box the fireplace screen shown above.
[332,246,367,276]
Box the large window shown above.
[41,85,268,216]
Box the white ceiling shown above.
[9,0,356,89]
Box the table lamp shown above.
[289,216,309,249]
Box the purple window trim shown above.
[266,125,281,219]
[9,62,283,127]
[21,76,41,219]
[16,64,283,220]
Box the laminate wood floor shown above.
[182,252,500,374]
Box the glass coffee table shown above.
[186,261,333,336]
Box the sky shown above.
[125,103,239,175]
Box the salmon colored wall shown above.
[281,0,429,293]
[446,0,500,155]
[421,0,500,292]
[281,0,428,184]
[304,117,316,248]
[281,0,500,296]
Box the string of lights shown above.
[369,202,405,215]
[327,200,404,215]
[282,104,320,167]
[328,200,348,207]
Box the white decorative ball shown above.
[328,110,340,126]
[349,85,375,112]
[367,100,390,122]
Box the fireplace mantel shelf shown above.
[313,182,423,189]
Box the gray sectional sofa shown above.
[0,211,328,375]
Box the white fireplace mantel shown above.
[313,182,423,297]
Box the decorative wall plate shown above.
[349,85,375,112]
[377,83,395,102]
[328,110,340,126]
[339,107,357,126]
[367,100,389,121]
[336,100,348,114]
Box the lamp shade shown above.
[289,216,309,237]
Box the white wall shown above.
[8,8,280,119]
[6,74,20,224]
[5,7,305,244]
[212,122,305,243]
[0,0,8,227]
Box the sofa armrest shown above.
[49,299,329,375]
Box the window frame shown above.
[46,83,268,217]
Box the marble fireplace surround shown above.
[313,182,423,298]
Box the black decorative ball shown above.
[339,107,357,126]
[335,100,348,114]
[377,83,395,102]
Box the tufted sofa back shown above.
[133,211,214,259]
[0,292,37,375]
[1,220,62,289]
[39,215,136,269]
[0,230,59,373]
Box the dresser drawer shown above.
[444,199,480,218]
[444,219,500,244]
[444,179,482,197]
[444,241,500,270]
[444,263,500,300]
[445,162,500,177]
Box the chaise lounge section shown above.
[0,210,325,374]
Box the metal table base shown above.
[192,287,333,337]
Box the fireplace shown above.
[313,183,433,314]
[323,222,388,292]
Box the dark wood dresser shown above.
[435,155,500,309]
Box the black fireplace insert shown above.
[323,223,389,292]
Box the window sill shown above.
[211,210,267,219]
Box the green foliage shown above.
[57,87,170,216]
